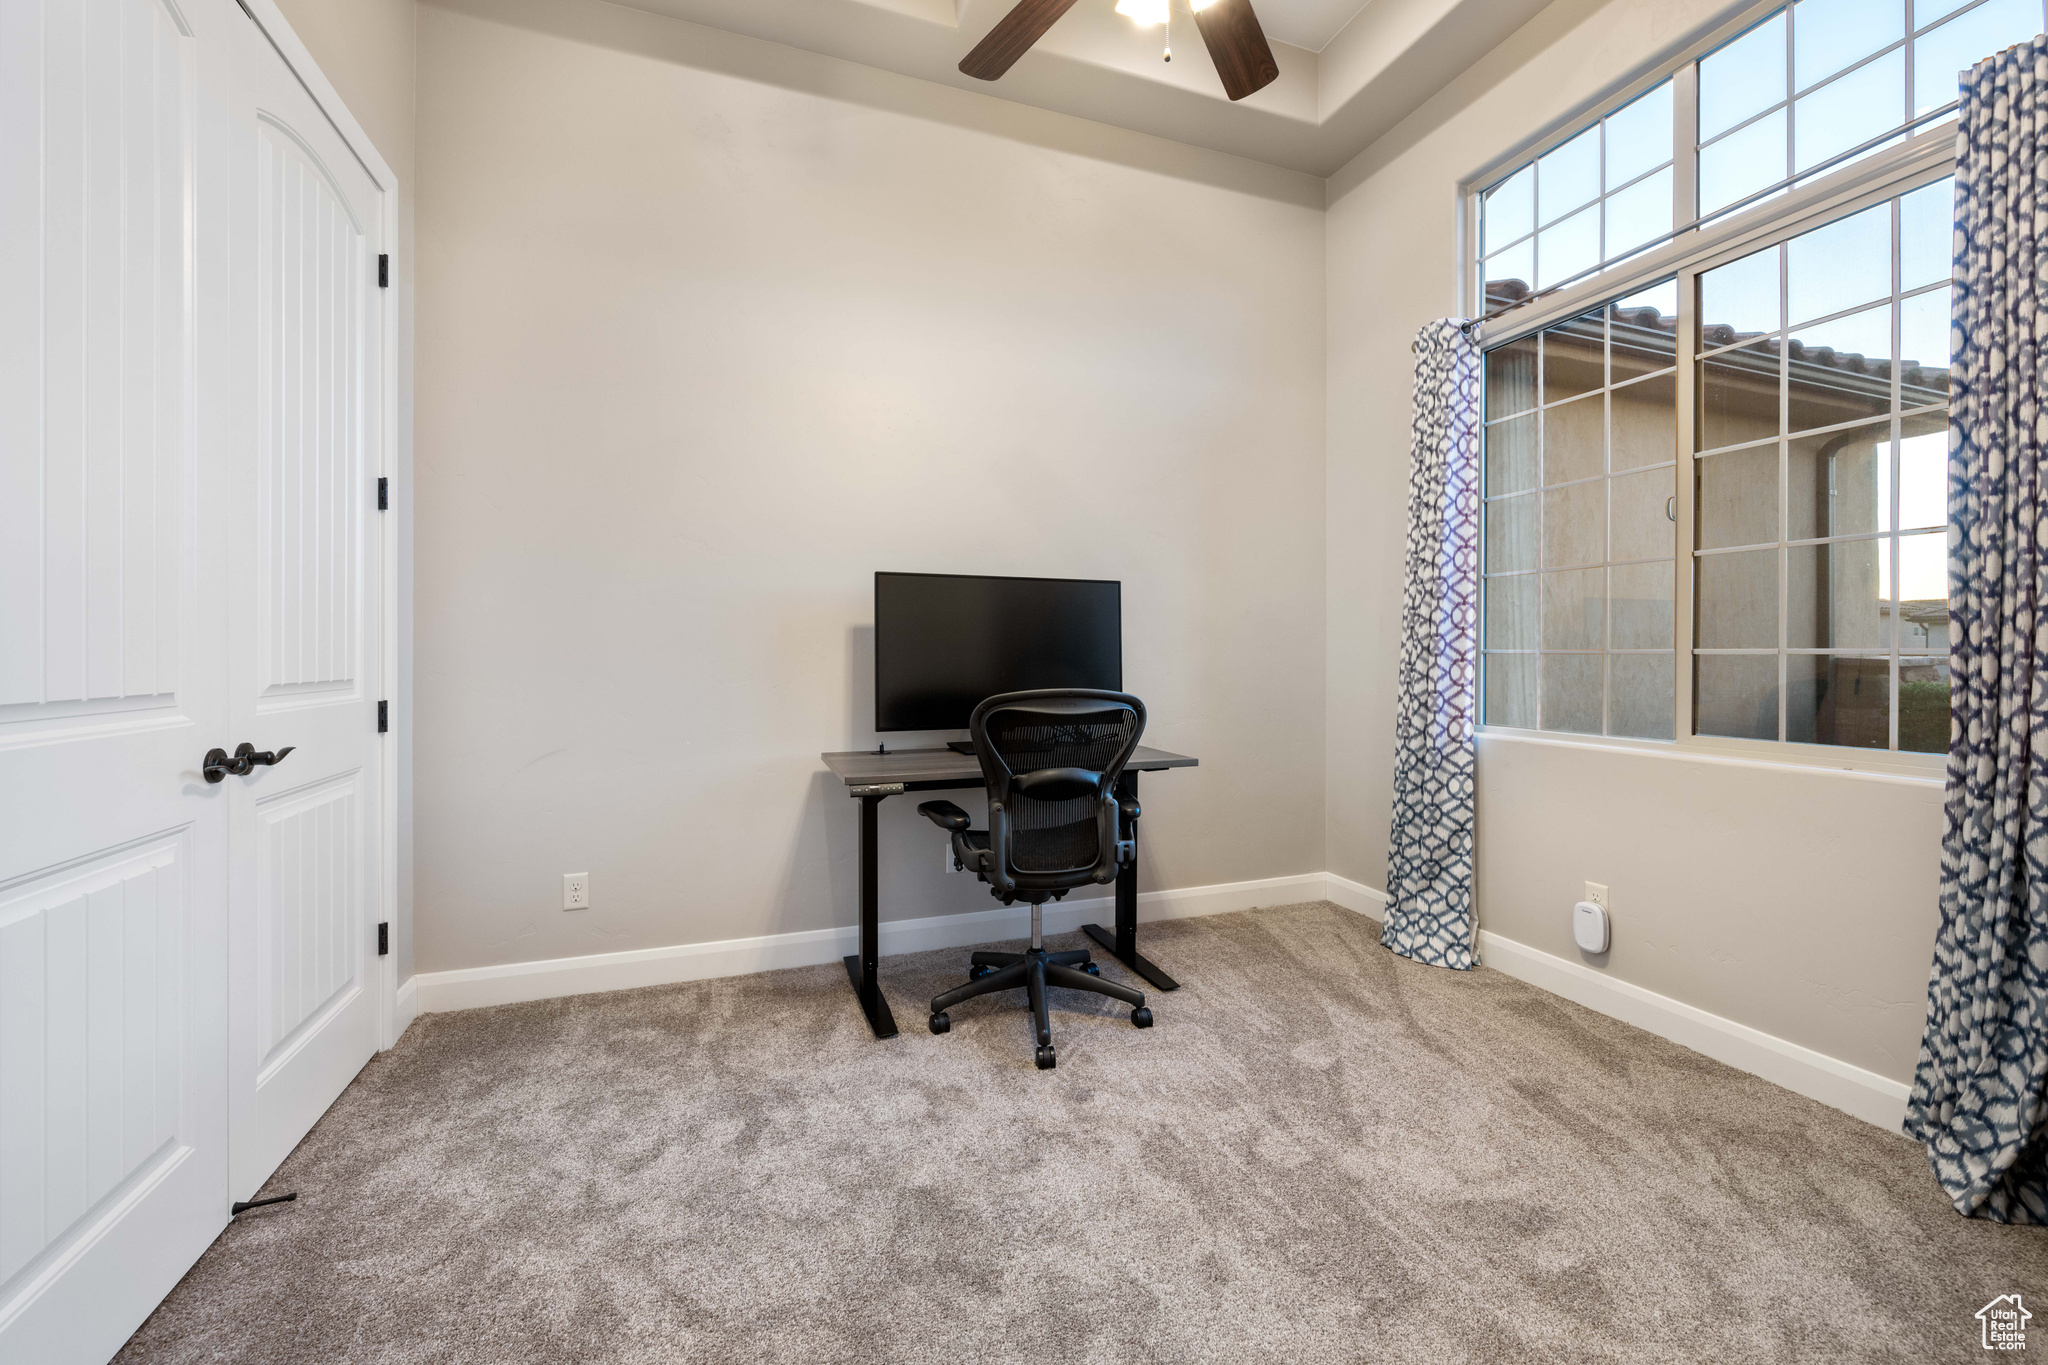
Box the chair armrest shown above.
[1119,795,1141,823]
[918,800,972,832]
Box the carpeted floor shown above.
[118,902,2044,1364]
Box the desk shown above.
[819,744,1198,1039]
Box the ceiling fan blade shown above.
[1193,0,1279,101]
[958,0,1083,81]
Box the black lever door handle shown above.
[230,742,295,775]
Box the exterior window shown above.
[1477,1,2046,305]
[1481,82,1674,305]
[1482,284,1679,738]
[1697,0,2044,217]
[1474,0,1998,757]
[1471,0,1992,758]
[1480,178,1956,754]
[1691,179,1954,752]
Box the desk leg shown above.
[842,793,899,1039]
[1083,771,1180,992]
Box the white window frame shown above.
[1465,0,1970,777]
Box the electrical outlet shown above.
[563,873,590,910]
[1584,881,1608,911]
[942,841,959,874]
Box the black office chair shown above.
[916,688,1153,1070]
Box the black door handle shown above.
[232,742,295,773]
[204,742,296,781]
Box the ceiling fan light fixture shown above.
[959,0,1276,101]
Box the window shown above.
[1482,284,1679,738]
[1697,0,2043,217]
[1481,83,1675,304]
[1691,179,1953,751]
[1472,0,1985,759]
[1477,0,2046,304]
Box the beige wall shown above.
[267,0,417,189]
[412,0,1328,975]
[1324,0,1944,1084]
[1472,738,1942,1079]
[268,0,420,982]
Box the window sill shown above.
[1475,726,1946,786]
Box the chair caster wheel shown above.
[1035,1045,1057,1070]
[1081,962,1101,976]
[929,1012,950,1034]
[1131,1006,1153,1028]
[969,965,992,981]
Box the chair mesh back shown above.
[983,705,1139,873]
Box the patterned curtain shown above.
[1903,36,2048,1225]
[1382,320,1482,970]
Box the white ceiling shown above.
[605,0,1557,175]
[1254,0,1375,54]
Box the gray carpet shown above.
[118,903,2044,1364]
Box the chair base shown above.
[928,946,1151,1068]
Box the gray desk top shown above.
[821,744,1197,788]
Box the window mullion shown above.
[1890,191,1905,750]
[1536,336,1548,729]
[1465,188,1482,318]
[1597,118,1608,266]
[1674,268,1699,743]
[1603,317,1614,737]
[1777,240,1790,745]
[1782,12,1795,223]
[1672,63,1700,232]
[1901,0,1914,131]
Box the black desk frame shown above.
[837,767,1181,1041]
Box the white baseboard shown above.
[1321,876,1906,1131]
[1323,872,1391,917]
[410,870,1912,1133]
[391,974,419,1045]
[412,871,1332,1015]
[1474,931,1909,1131]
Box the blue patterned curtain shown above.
[1903,36,2048,1224]
[1382,320,1481,970]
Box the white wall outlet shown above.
[563,872,590,910]
[1584,881,1609,911]
[943,841,959,874]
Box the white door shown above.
[0,0,235,1360]
[222,8,386,1203]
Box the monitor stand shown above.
[946,740,977,755]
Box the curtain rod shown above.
[1421,101,1963,353]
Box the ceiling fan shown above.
[958,0,1280,101]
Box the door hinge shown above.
[376,476,388,511]
[378,253,389,288]
[378,700,389,733]
[377,922,389,956]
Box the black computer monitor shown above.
[874,572,1122,733]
